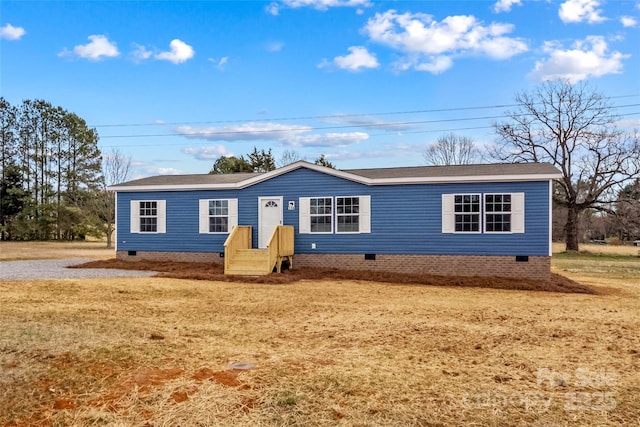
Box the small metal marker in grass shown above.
[227,362,255,370]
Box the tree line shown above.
[0,98,105,241]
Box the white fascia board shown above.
[240,160,371,186]
[108,161,562,192]
[107,183,242,192]
[366,173,563,185]
[108,161,373,192]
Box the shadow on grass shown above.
[70,259,594,294]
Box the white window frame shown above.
[453,193,482,234]
[130,200,166,234]
[442,192,524,234]
[336,195,371,234]
[199,199,238,234]
[484,193,512,234]
[300,196,334,234]
[299,196,371,234]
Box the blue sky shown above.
[2,0,639,178]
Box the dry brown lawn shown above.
[1,243,639,426]
[552,241,640,256]
[0,241,113,261]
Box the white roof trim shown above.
[109,161,562,192]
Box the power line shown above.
[90,94,640,128]
[97,105,640,140]
[97,111,640,149]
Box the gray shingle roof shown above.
[109,161,561,190]
[112,172,261,187]
[344,162,560,179]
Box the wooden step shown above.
[226,249,273,275]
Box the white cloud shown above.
[362,10,528,73]
[559,0,606,24]
[493,0,522,13]
[266,3,280,15]
[266,41,284,52]
[615,118,640,131]
[131,43,153,63]
[155,39,195,64]
[318,142,426,162]
[413,55,454,74]
[286,132,369,147]
[176,122,311,142]
[175,122,368,148]
[0,23,26,40]
[132,163,184,178]
[322,46,379,72]
[266,0,371,15]
[183,145,233,160]
[154,167,183,175]
[211,56,229,70]
[60,35,120,60]
[530,36,629,82]
[324,115,414,131]
[620,16,637,27]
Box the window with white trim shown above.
[442,193,524,234]
[208,200,229,233]
[130,200,166,234]
[454,194,481,233]
[336,197,360,233]
[199,199,238,234]
[140,201,158,232]
[310,197,333,233]
[299,196,371,234]
[485,194,511,233]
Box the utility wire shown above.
[97,105,640,139]
[90,94,640,128]
[97,111,640,149]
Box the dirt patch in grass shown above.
[71,258,594,294]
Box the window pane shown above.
[209,216,228,233]
[140,217,157,232]
[310,198,332,232]
[336,197,360,232]
[209,200,228,216]
[140,201,158,232]
[338,216,359,232]
[452,194,480,232]
[485,194,512,232]
[311,216,332,233]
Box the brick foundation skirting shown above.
[116,250,550,280]
[295,254,551,280]
[116,250,224,264]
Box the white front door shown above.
[258,197,283,248]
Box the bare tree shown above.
[614,179,640,242]
[494,80,640,251]
[423,133,479,165]
[277,149,301,167]
[93,148,132,248]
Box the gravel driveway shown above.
[0,258,155,281]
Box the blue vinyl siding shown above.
[116,168,551,256]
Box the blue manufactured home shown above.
[109,161,561,279]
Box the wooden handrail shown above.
[223,225,252,273]
[266,225,294,273]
